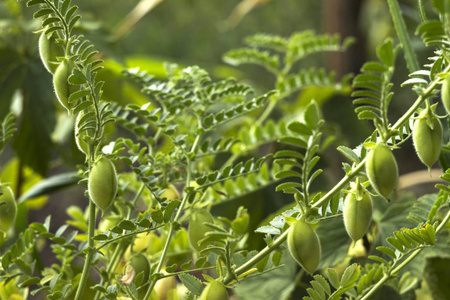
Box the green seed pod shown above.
[188,210,214,251]
[53,59,80,111]
[130,253,150,283]
[39,31,64,74]
[343,182,373,241]
[441,76,450,114]
[287,219,321,274]
[0,186,17,232]
[413,109,442,170]
[366,143,398,198]
[200,281,229,300]
[88,157,118,211]
[130,253,150,298]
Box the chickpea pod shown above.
[287,219,321,274]
[188,210,214,251]
[441,75,450,114]
[39,31,64,74]
[343,181,373,241]
[200,280,229,300]
[53,59,80,111]
[413,107,442,171]
[0,186,17,233]
[88,157,118,211]
[366,143,398,199]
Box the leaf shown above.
[424,257,450,299]
[275,182,302,192]
[178,274,202,296]
[117,220,136,231]
[327,268,340,289]
[13,61,56,176]
[223,48,279,73]
[164,200,181,223]
[386,237,404,252]
[340,263,360,288]
[14,258,33,276]
[256,254,270,272]
[255,225,280,235]
[337,146,360,163]
[151,210,164,224]
[17,172,79,203]
[288,121,312,135]
[0,53,27,120]
[376,246,397,259]
[386,0,419,72]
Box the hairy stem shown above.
[256,97,278,126]
[74,199,96,300]
[223,228,289,284]
[93,184,146,300]
[143,152,196,299]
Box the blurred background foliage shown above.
[1,0,449,299]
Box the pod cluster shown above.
[38,32,79,112]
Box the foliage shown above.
[0,0,449,300]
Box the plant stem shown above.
[417,0,427,22]
[359,274,390,300]
[93,183,146,300]
[143,156,195,299]
[256,97,278,126]
[74,199,96,300]
[223,228,289,284]
[392,64,450,130]
[387,0,420,73]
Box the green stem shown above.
[387,0,420,73]
[256,97,278,126]
[44,0,70,45]
[219,153,239,173]
[222,228,289,284]
[391,63,450,131]
[159,266,216,278]
[94,227,162,252]
[74,199,96,300]
[93,183,146,300]
[417,0,427,22]
[312,159,366,209]
[359,274,390,300]
[143,156,195,299]
[143,222,176,299]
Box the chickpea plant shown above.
[1,0,450,299]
